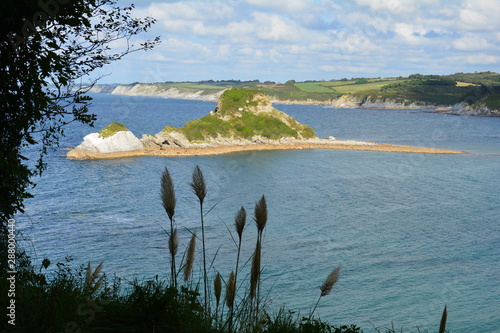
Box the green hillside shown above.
[99,72,500,110]
[161,89,316,141]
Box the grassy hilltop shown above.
[159,89,316,142]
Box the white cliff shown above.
[67,129,143,159]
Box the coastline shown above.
[66,140,464,159]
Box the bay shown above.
[17,93,500,332]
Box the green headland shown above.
[96,71,500,115]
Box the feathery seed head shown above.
[161,167,176,221]
[190,165,207,204]
[226,271,236,308]
[169,228,179,256]
[93,262,104,279]
[254,195,267,233]
[184,232,196,281]
[92,274,105,294]
[235,206,246,239]
[84,261,105,295]
[320,265,341,296]
[214,272,222,307]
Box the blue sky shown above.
[94,0,500,83]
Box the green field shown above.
[106,72,500,109]
[322,80,407,94]
[294,82,334,93]
[172,82,233,91]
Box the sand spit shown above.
[67,140,464,159]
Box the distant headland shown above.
[88,72,500,117]
[67,89,464,159]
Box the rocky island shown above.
[67,89,464,159]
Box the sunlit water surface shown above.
[17,94,500,332]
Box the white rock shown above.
[75,131,143,153]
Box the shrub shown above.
[98,122,128,138]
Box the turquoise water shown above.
[17,94,500,332]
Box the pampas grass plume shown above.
[85,261,105,295]
[161,167,176,221]
[235,206,246,239]
[184,232,196,281]
[320,265,341,296]
[169,228,178,256]
[226,271,236,308]
[214,273,222,308]
[190,165,207,204]
[254,195,267,233]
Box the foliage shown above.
[380,79,457,90]
[0,0,159,222]
[182,114,234,141]
[217,89,262,114]
[0,257,211,333]
[164,90,317,141]
[475,88,500,109]
[378,79,479,105]
[235,112,299,139]
[98,122,128,138]
[354,79,369,85]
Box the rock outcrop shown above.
[110,83,223,101]
[445,102,500,116]
[329,95,444,110]
[144,89,317,149]
[67,123,143,159]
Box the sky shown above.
[93,0,500,84]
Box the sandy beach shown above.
[66,140,464,159]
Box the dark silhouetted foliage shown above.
[0,0,159,223]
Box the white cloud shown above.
[393,23,427,45]
[319,65,336,72]
[354,0,412,14]
[466,53,497,65]
[252,12,309,43]
[98,0,500,83]
[354,0,438,15]
[453,35,492,51]
[459,0,500,31]
[245,0,312,12]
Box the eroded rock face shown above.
[142,131,191,149]
[448,102,500,116]
[74,131,143,153]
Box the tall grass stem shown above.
[190,165,208,311]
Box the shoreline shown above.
[66,141,464,159]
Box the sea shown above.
[16,93,500,332]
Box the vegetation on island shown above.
[161,89,316,142]
[97,122,129,138]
